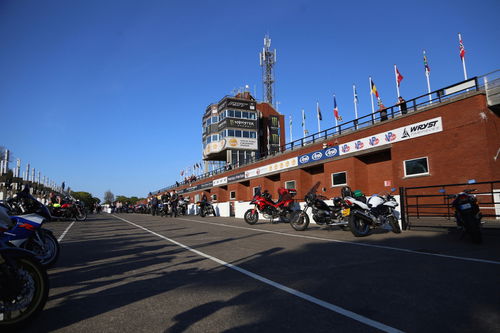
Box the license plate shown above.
[342,208,350,217]
[459,203,472,210]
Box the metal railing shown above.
[400,180,500,229]
[153,70,499,195]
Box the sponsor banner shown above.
[226,138,258,150]
[339,117,443,156]
[227,172,245,182]
[218,118,256,130]
[218,98,256,112]
[199,181,212,189]
[213,177,227,186]
[298,146,340,165]
[245,157,298,179]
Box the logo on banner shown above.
[325,147,338,157]
[385,132,396,142]
[299,155,309,164]
[369,136,379,146]
[312,152,323,160]
[342,144,350,153]
[410,120,439,133]
[229,138,238,147]
[401,128,410,139]
[354,141,364,149]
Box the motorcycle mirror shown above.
[322,187,326,192]
[390,187,397,192]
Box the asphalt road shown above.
[21,213,500,333]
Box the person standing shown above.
[397,96,408,115]
[150,196,159,216]
[170,190,179,217]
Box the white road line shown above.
[174,217,500,266]
[112,214,404,333]
[57,221,76,242]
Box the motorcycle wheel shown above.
[24,229,60,268]
[200,209,206,218]
[244,209,259,225]
[388,216,402,234]
[348,213,371,237]
[464,217,482,244]
[290,211,309,231]
[0,255,49,330]
[75,208,87,221]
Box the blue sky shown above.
[1,0,499,199]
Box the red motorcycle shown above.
[244,187,297,225]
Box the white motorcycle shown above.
[343,188,401,237]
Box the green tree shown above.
[71,191,100,209]
[104,190,115,204]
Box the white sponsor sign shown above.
[339,117,443,155]
[213,177,228,186]
[245,157,298,179]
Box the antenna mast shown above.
[259,35,276,106]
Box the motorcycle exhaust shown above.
[352,210,374,224]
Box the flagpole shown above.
[317,101,321,133]
[459,33,468,80]
[424,50,432,103]
[394,64,401,98]
[289,115,293,142]
[302,109,306,138]
[352,84,358,120]
[369,77,375,122]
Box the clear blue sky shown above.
[1,0,499,200]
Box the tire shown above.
[348,212,371,237]
[388,216,402,234]
[0,255,49,330]
[244,209,259,225]
[200,209,205,218]
[75,207,87,221]
[290,211,310,231]
[464,217,482,244]
[280,210,293,223]
[24,229,60,268]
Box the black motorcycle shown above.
[290,182,350,231]
[197,201,215,217]
[448,189,482,243]
[0,245,49,330]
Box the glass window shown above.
[243,111,248,119]
[249,112,256,119]
[285,180,296,189]
[207,136,212,144]
[230,191,236,200]
[207,118,211,126]
[243,131,250,138]
[250,131,256,138]
[253,187,260,196]
[404,157,429,177]
[228,110,234,117]
[332,172,347,186]
[212,116,218,123]
[235,110,241,118]
[235,130,242,137]
[228,129,235,137]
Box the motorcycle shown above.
[244,187,297,225]
[343,187,401,237]
[448,189,482,243]
[0,244,50,330]
[197,201,215,217]
[0,187,60,268]
[178,198,189,216]
[48,196,86,221]
[290,182,350,231]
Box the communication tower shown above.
[259,35,277,106]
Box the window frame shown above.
[404,156,430,177]
[331,171,347,187]
[229,191,236,200]
[284,180,296,189]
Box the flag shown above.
[371,79,379,98]
[423,51,430,74]
[354,86,359,104]
[301,109,305,127]
[396,66,404,86]
[459,34,465,60]
[333,95,342,121]
[317,102,322,121]
[289,115,292,126]
[180,170,184,176]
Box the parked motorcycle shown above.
[244,187,297,225]
[448,189,482,243]
[178,198,190,216]
[48,196,86,221]
[0,187,60,267]
[197,201,215,217]
[0,244,49,330]
[290,182,350,231]
[343,187,401,237]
